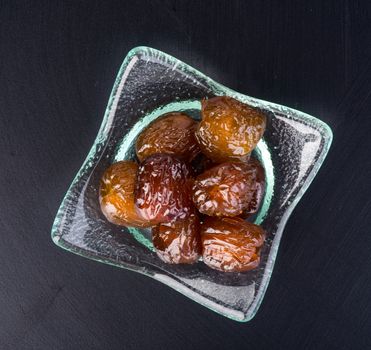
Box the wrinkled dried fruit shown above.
[201,217,265,272]
[135,154,192,225]
[192,162,257,217]
[242,157,266,217]
[136,112,200,162]
[99,161,150,227]
[196,96,266,162]
[152,213,201,264]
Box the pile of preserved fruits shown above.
[100,96,267,272]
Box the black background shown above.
[1,1,371,349]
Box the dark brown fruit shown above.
[136,112,200,162]
[201,217,265,272]
[99,161,150,227]
[192,162,257,217]
[152,213,201,264]
[196,96,266,162]
[135,154,192,225]
[243,157,266,217]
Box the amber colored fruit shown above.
[135,154,192,225]
[243,157,266,217]
[152,213,201,264]
[136,112,200,162]
[196,96,266,162]
[192,162,257,217]
[99,161,150,227]
[201,217,265,272]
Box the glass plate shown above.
[51,47,332,322]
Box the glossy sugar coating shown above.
[192,162,257,217]
[135,154,192,225]
[201,217,265,272]
[242,157,266,217]
[152,213,201,264]
[196,96,266,162]
[99,161,150,227]
[136,112,200,162]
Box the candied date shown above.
[99,161,150,227]
[201,217,265,272]
[196,96,266,162]
[135,154,192,225]
[152,213,201,264]
[192,162,256,217]
[136,112,200,162]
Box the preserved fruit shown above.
[99,161,150,227]
[196,96,266,162]
[192,162,256,217]
[136,113,200,162]
[135,154,192,225]
[152,213,201,264]
[201,217,265,272]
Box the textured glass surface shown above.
[51,47,332,322]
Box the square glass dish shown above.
[51,47,332,322]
